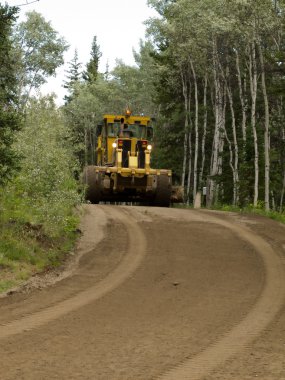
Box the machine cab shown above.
[97,111,153,167]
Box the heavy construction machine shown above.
[82,110,173,206]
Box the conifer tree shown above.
[0,4,21,185]
[83,36,102,83]
[64,49,82,103]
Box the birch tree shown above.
[13,11,68,108]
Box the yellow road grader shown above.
[82,110,175,207]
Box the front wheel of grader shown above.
[82,166,102,204]
[153,175,172,207]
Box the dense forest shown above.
[0,1,285,289]
[64,0,285,212]
[146,0,285,211]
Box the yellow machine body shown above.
[83,111,173,206]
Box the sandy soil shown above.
[0,205,284,380]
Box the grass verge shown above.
[173,202,285,224]
[0,188,80,294]
[212,204,285,224]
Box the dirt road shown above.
[0,205,284,380]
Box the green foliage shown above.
[0,9,81,293]
[214,203,285,224]
[83,36,102,83]
[12,96,80,233]
[64,42,158,169]
[145,0,285,210]
[0,280,15,293]
[64,49,82,103]
[13,11,68,107]
[0,95,81,292]
[0,191,79,292]
[0,3,21,185]
[151,112,185,178]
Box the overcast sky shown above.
[7,0,157,102]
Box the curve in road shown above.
[0,206,284,380]
[0,206,146,340]
[157,209,285,380]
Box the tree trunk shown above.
[180,70,190,191]
[84,127,88,167]
[216,84,226,203]
[199,74,208,189]
[186,78,193,203]
[208,37,223,207]
[280,125,285,212]
[190,58,199,202]
[280,172,285,212]
[235,50,247,144]
[224,126,236,203]
[186,129,193,204]
[225,74,239,205]
[249,42,259,207]
[258,42,270,211]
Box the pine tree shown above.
[83,36,102,83]
[63,49,82,103]
[0,4,21,185]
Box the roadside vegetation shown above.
[1,1,285,292]
[0,96,80,292]
[63,0,285,214]
[213,204,285,225]
[0,5,79,292]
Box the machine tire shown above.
[153,175,172,207]
[82,166,102,204]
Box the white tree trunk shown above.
[186,130,193,203]
[249,42,259,207]
[186,79,193,202]
[258,42,270,211]
[235,50,247,144]
[190,58,199,201]
[199,74,208,188]
[226,77,239,205]
[182,129,188,189]
[208,38,223,207]
[181,71,189,190]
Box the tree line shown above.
[146,0,285,211]
[0,4,78,240]
[1,1,285,214]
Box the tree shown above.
[13,11,68,108]
[63,40,159,169]
[63,49,82,103]
[83,36,102,83]
[0,3,21,185]
[13,95,79,231]
[146,0,285,210]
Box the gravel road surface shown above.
[0,205,284,380]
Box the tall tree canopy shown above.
[146,0,285,210]
[64,49,82,103]
[0,3,21,185]
[13,11,68,108]
[83,36,102,83]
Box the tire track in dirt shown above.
[156,210,285,380]
[0,206,146,340]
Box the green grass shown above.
[0,280,16,293]
[0,188,80,294]
[210,203,285,224]
[173,201,285,224]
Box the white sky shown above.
[6,0,157,103]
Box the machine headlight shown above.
[147,144,152,150]
[112,142,117,148]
